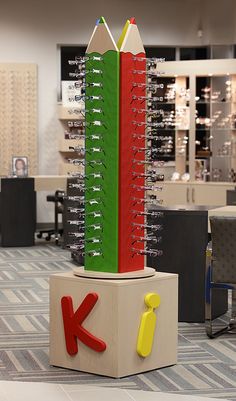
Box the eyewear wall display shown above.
[0,65,37,175]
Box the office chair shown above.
[37,189,65,245]
[205,216,236,338]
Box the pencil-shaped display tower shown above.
[50,19,178,381]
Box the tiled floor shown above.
[0,381,229,401]
[0,244,232,400]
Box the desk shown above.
[147,205,228,322]
[33,176,67,192]
[0,176,68,246]
[208,206,236,232]
[0,178,36,246]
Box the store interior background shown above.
[1,0,236,222]
[0,2,236,398]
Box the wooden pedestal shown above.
[49,271,178,378]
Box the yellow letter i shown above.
[137,293,161,357]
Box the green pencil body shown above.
[84,50,119,272]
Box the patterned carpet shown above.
[0,243,236,400]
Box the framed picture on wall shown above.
[12,156,28,177]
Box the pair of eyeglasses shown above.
[87,55,103,62]
[81,82,103,88]
[132,159,154,166]
[66,195,84,203]
[132,223,162,231]
[133,121,165,128]
[68,232,84,238]
[132,82,164,90]
[66,198,102,206]
[66,244,85,251]
[132,197,163,205]
[132,146,160,155]
[132,172,164,181]
[85,237,102,244]
[68,159,85,166]
[85,172,103,180]
[68,121,84,128]
[132,210,163,218]
[131,248,163,257]
[86,134,103,140]
[86,224,103,231]
[131,235,162,245]
[68,220,84,226]
[69,146,85,153]
[75,95,104,102]
[131,184,163,192]
[86,250,103,257]
[67,207,84,214]
[132,70,163,77]
[87,147,105,155]
[147,57,165,66]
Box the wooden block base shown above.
[50,271,178,378]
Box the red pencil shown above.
[118,18,146,272]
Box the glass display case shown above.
[149,75,189,179]
[158,59,236,182]
[195,74,236,182]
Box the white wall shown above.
[0,0,236,221]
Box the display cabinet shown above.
[195,74,236,182]
[149,74,189,177]
[150,181,236,207]
[158,59,236,182]
[57,103,84,175]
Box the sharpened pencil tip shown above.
[129,17,136,25]
[99,16,106,24]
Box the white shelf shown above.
[59,138,84,152]
[58,162,84,176]
[57,104,84,120]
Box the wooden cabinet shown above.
[192,183,235,206]
[160,182,189,205]
[156,181,236,207]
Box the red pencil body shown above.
[118,52,146,272]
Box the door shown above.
[192,183,235,206]
[161,182,190,206]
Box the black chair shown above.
[37,189,65,245]
[205,216,236,338]
[227,189,236,205]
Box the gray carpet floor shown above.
[0,243,235,400]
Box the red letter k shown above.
[61,293,106,355]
